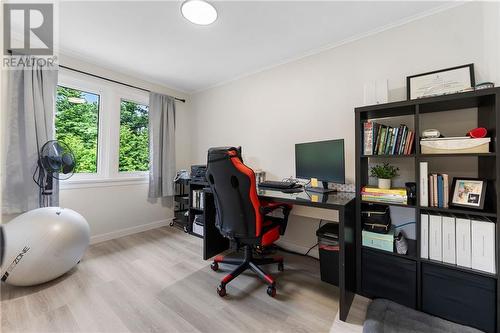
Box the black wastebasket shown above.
[316,223,339,286]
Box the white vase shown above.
[378,178,391,189]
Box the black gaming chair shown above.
[206,147,292,297]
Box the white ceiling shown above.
[59,1,454,93]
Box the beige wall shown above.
[189,2,500,256]
[3,2,499,252]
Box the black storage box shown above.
[422,263,496,333]
[316,223,339,286]
[362,248,417,308]
[361,204,391,234]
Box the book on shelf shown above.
[362,186,407,195]
[419,162,428,207]
[384,128,392,155]
[363,122,374,155]
[378,127,387,155]
[422,172,449,208]
[362,121,414,156]
[394,125,403,154]
[405,131,415,155]
[374,124,382,154]
[437,175,443,208]
[389,128,395,155]
[191,190,205,210]
[443,174,449,208]
[361,186,408,204]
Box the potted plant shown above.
[370,163,399,189]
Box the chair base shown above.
[211,245,284,297]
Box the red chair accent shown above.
[206,147,292,297]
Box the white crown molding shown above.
[193,1,466,94]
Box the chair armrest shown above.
[260,202,292,216]
[260,202,292,235]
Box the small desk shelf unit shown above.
[189,180,209,238]
[355,88,500,333]
[173,178,190,232]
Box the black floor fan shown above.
[33,140,76,207]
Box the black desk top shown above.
[203,186,355,209]
[257,188,355,210]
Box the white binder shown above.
[429,214,442,261]
[456,217,471,268]
[420,213,429,259]
[442,216,456,264]
[419,162,428,207]
[471,218,496,274]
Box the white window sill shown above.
[60,176,148,190]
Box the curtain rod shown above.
[6,50,186,103]
[59,65,186,103]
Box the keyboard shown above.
[258,180,302,190]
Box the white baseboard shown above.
[276,239,320,259]
[90,218,173,244]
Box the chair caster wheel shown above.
[211,262,219,271]
[278,263,284,272]
[217,285,227,297]
[267,286,276,297]
[183,226,189,233]
[169,221,174,227]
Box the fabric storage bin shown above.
[316,223,339,286]
[361,204,391,233]
[362,227,395,252]
[420,137,490,154]
[362,248,417,308]
[422,263,496,333]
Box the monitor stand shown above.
[305,181,337,194]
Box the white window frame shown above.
[56,72,105,181]
[58,69,150,189]
[115,94,150,179]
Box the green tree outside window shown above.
[55,86,99,173]
[55,87,149,174]
[119,100,149,172]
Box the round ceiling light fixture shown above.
[181,0,217,25]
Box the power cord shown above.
[303,242,319,256]
[281,176,311,188]
[274,245,319,261]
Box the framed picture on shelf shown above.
[407,64,475,100]
[450,177,487,210]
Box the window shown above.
[57,69,151,186]
[55,86,100,173]
[119,100,149,172]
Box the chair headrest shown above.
[207,146,243,163]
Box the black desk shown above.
[202,187,356,322]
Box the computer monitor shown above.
[295,139,345,192]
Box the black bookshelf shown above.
[355,88,500,333]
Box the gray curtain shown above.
[148,92,176,198]
[2,60,58,214]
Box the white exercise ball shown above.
[1,207,90,286]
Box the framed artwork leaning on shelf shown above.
[450,177,487,210]
[407,64,475,100]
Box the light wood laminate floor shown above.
[1,226,367,333]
